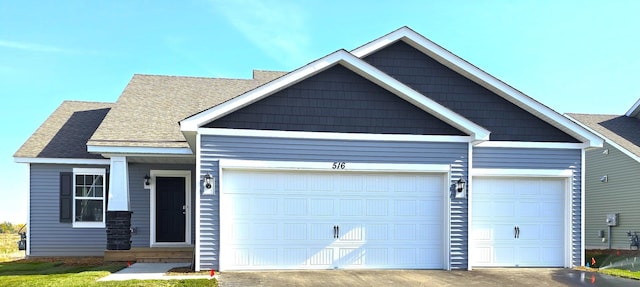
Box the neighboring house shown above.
[568,102,640,250]
[14,27,602,271]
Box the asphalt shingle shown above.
[568,113,640,157]
[14,101,114,159]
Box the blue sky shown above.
[1,1,640,223]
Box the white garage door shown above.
[471,177,566,267]
[220,170,446,270]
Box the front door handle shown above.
[336,225,340,238]
[333,225,337,238]
[516,226,520,239]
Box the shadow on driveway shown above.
[218,269,640,287]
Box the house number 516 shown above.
[332,162,346,169]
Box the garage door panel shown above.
[472,177,565,267]
[222,170,445,270]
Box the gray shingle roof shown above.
[14,101,114,159]
[568,113,640,158]
[87,70,286,149]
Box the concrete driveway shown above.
[218,269,640,287]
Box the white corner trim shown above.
[566,114,640,163]
[472,168,573,178]
[466,142,473,271]
[14,157,110,164]
[194,132,202,271]
[219,159,451,173]
[86,145,193,155]
[579,148,586,268]
[26,163,31,256]
[181,49,490,141]
[352,27,602,147]
[473,141,588,149]
[200,128,473,143]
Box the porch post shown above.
[106,156,132,250]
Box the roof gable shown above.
[14,101,113,159]
[352,27,602,147]
[363,40,578,142]
[181,49,490,143]
[206,64,466,136]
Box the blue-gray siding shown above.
[363,40,579,143]
[199,135,469,270]
[29,164,109,256]
[28,162,196,257]
[206,65,464,136]
[473,147,583,266]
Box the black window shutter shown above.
[59,172,73,223]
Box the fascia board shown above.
[14,157,111,164]
[181,49,489,141]
[625,98,640,117]
[352,27,602,147]
[86,145,193,155]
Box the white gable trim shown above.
[352,27,602,148]
[200,128,473,143]
[181,50,490,142]
[566,114,640,163]
[625,98,640,117]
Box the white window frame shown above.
[72,168,106,228]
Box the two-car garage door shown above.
[220,170,446,270]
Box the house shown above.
[568,101,640,250]
[14,27,602,271]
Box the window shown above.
[73,168,106,228]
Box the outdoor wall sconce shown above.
[143,174,151,189]
[600,175,608,183]
[454,177,466,198]
[203,173,215,195]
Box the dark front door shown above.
[156,176,186,242]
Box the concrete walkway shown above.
[97,262,216,281]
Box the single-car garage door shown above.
[471,177,566,267]
[220,169,446,270]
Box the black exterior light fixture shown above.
[204,174,212,189]
[456,177,466,193]
[144,175,150,186]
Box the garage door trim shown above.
[470,168,573,269]
[218,159,452,271]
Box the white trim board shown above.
[14,157,110,164]
[87,145,193,155]
[200,128,473,143]
[181,49,490,142]
[351,26,602,148]
[149,169,192,247]
[474,141,588,149]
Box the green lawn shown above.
[0,261,217,287]
[584,252,640,280]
